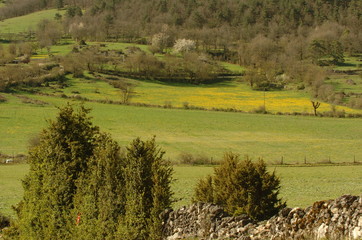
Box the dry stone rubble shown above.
[162,195,362,240]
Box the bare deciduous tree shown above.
[311,101,321,116]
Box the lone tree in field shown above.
[311,100,321,116]
[194,152,285,221]
[13,104,173,240]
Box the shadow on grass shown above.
[335,62,356,67]
[123,76,239,88]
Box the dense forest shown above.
[1,0,362,46]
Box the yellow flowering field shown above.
[132,80,361,114]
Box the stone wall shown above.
[162,195,362,240]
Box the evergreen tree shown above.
[119,137,173,240]
[18,104,99,239]
[15,104,123,239]
[10,104,173,239]
[72,133,125,239]
[193,152,285,221]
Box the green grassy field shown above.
[0,9,65,34]
[0,164,28,216]
[326,74,362,94]
[332,55,362,71]
[1,164,361,217]
[33,41,151,58]
[326,56,362,100]
[1,93,361,164]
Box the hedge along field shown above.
[1,93,361,163]
[1,164,362,217]
[0,9,65,34]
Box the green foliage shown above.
[193,153,286,220]
[72,133,125,239]
[0,212,10,230]
[9,104,125,239]
[120,137,173,240]
[309,40,345,65]
[15,104,104,239]
[244,67,285,91]
[193,175,213,203]
[5,104,173,239]
[66,6,82,18]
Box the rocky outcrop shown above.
[162,195,362,240]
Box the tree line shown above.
[2,0,362,53]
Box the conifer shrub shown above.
[8,104,173,240]
[193,152,286,221]
[118,137,173,240]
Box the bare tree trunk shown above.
[311,101,321,116]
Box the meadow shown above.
[1,164,361,217]
[1,93,361,164]
[0,9,65,34]
[33,41,151,58]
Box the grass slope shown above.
[31,41,151,59]
[0,164,28,216]
[0,9,65,34]
[1,93,361,163]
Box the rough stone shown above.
[162,195,362,240]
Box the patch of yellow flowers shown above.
[133,82,362,114]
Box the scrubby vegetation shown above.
[193,153,285,221]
